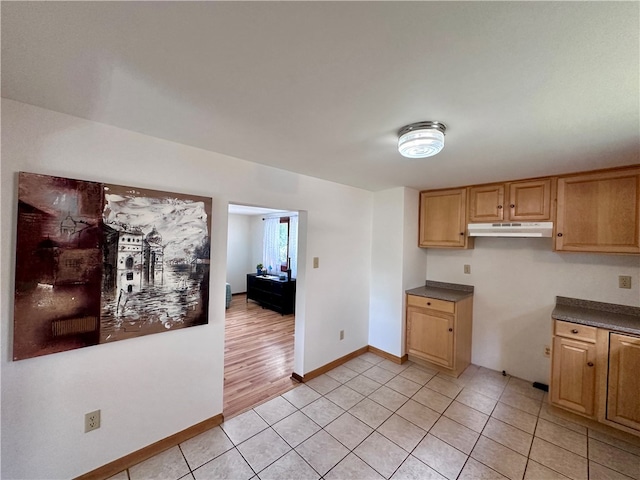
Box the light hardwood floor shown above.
[223,293,297,418]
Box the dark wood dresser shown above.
[246,273,296,315]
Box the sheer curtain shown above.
[288,215,298,279]
[262,217,280,275]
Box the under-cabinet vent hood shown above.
[467,222,554,237]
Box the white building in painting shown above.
[116,228,144,294]
[144,226,164,281]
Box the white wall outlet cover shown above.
[85,410,101,433]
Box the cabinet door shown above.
[419,188,471,248]
[556,168,640,253]
[469,184,505,222]
[551,336,596,416]
[407,307,454,368]
[607,333,640,431]
[508,178,553,221]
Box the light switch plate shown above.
[313,257,319,268]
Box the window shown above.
[279,217,290,271]
[264,215,295,275]
[65,258,82,268]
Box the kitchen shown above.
[397,167,640,437]
[1,2,639,478]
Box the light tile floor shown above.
[113,352,640,480]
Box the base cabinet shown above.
[406,294,473,377]
[550,320,640,436]
[607,333,640,431]
[407,307,454,368]
[550,335,596,416]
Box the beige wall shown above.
[1,100,373,479]
[426,237,640,383]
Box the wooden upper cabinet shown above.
[556,167,640,254]
[419,188,472,249]
[509,178,554,221]
[469,178,553,223]
[469,184,505,222]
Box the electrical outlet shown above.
[544,345,551,357]
[619,275,632,289]
[464,264,471,274]
[85,410,101,433]
[340,330,344,340]
[313,257,319,268]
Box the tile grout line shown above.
[587,429,591,480]
[456,380,506,480]
[191,422,245,477]
[522,395,542,480]
[176,444,191,475]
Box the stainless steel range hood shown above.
[467,222,554,237]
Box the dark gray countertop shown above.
[552,296,640,335]
[406,280,474,302]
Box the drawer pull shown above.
[448,328,453,332]
[571,329,579,334]
[427,302,431,306]
[587,362,594,367]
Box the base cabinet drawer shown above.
[406,295,455,314]
[555,320,597,343]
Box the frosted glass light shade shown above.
[397,122,446,158]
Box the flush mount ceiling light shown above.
[397,121,447,158]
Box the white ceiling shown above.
[2,1,638,192]
[228,204,288,216]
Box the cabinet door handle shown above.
[587,362,594,367]
[510,204,515,208]
[448,328,453,332]
[571,329,578,334]
[497,205,503,209]
[557,233,563,237]
[460,232,464,236]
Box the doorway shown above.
[223,204,299,417]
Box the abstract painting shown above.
[13,172,212,360]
